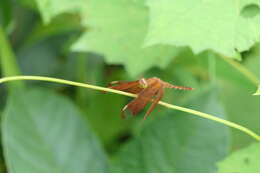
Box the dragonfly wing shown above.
[143,87,164,119]
[125,81,161,115]
[109,80,143,94]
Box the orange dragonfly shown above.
[109,77,193,119]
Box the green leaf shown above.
[72,0,179,76]
[86,93,131,145]
[24,14,81,46]
[17,0,37,10]
[219,78,260,149]
[216,45,260,148]
[34,0,84,23]
[245,43,260,79]
[17,39,61,77]
[2,89,108,173]
[0,0,12,29]
[245,44,260,96]
[253,86,260,95]
[217,142,260,173]
[111,88,230,173]
[145,0,260,57]
[0,27,24,90]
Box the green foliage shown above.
[71,0,179,76]
[111,89,229,173]
[32,0,260,75]
[217,142,260,173]
[0,0,12,29]
[33,0,181,76]
[145,0,260,57]
[0,27,24,90]
[0,0,260,173]
[35,0,84,23]
[2,89,108,173]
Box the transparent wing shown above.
[109,80,143,94]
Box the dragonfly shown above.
[109,77,193,120]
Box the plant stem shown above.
[0,27,24,90]
[0,75,260,141]
[221,56,260,86]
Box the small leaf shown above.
[217,142,260,173]
[2,89,108,173]
[111,88,230,173]
[253,86,260,95]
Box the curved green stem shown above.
[0,75,260,141]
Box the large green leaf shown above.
[145,0,260,57]
[71,0,179,76]
[33,0,179,76]
[2,89,108,173]
[217,142,260,173]
[111,88,229,173]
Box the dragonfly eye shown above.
[139,78,148,88]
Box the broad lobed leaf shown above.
[145,0,260,57]
[2,89,108,173]
[33,0,260,75]
[71,0,179,76]
[33,0,181,76]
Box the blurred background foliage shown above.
[0,0,260,173]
